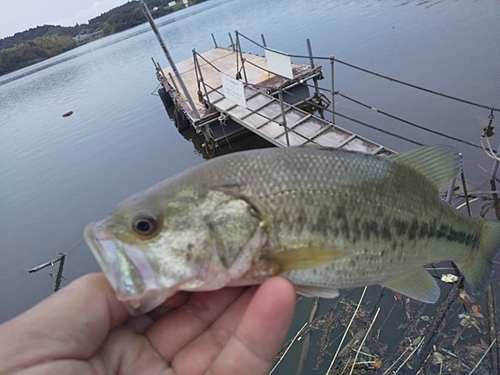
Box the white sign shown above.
[264,48,293,79]
[220,73,247,108]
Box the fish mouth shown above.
[84,221,171,315]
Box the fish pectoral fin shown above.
[295,285,340,299]
[382,267,440,303]
[393,145,461,190]
[266,246,346,273]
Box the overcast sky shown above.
[0,0,129,39]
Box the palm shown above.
[0,274,296,375]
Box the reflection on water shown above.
[179,125,274,159]
[163,94,275,159]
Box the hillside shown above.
[0,0,208,76]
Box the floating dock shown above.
[157,46,393,155]
[162,48,320,124]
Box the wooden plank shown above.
[276,130,308,147]
[343,136,380,154]
[242,113,269,129]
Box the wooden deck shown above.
[161,47,393,155]
[208,85,393,154]
[162,47,321,123]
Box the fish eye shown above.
[131,213,159,239]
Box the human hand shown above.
[0,273,296,375]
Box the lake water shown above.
[1,0,499,373]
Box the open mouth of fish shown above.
[84,221,172,315]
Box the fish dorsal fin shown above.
[295,285,340,299]
[393,146,461,190]
[266,246,346,273]
[382,267,440,303]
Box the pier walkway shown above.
[207,84,392,155]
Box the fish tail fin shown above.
[457,220,500,295]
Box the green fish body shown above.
[84,146,500,315]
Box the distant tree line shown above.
[0,36,76,75]
[0,0,208,76]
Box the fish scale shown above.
[85,146,500,315]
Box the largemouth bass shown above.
[84,146,500,315]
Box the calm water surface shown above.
[1,0,499,373]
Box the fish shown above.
[84,145,500,315]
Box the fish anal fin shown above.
[296,285,340,299]
[266,246,346,273]
[382,267,440,303]
[393,145,461,189]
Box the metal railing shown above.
[209,31,500,180]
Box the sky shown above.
[0,0,129,39]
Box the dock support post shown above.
[168,72,179,92]
[228,32,235,51]
[490,142,500,182]
[330,56,335,124]
[445,177,456,204]
[139,0,200,119]
[261,34,267,47]
[306,39,321,101]
[235,31,248,83]
[278,89,290,147]
[152,57,166,81]
[211,33,218,48]
[193,49,210,106]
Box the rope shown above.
[236,31,499,113]
[334,112,425,146]
[150,82,162,96]
[218,114,235,150]
[480,111,500,161]
[198,35,498,150]
[332,58,499,112]
[236,31,266,50]
[277,86,477,148]
[274,81,490,150]
[481,136,500,161]
[244,58,287,82]
[194,51,223,73]
[337,92,484,149]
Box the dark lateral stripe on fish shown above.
[395,218,477,246]
[319,215,478,248]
